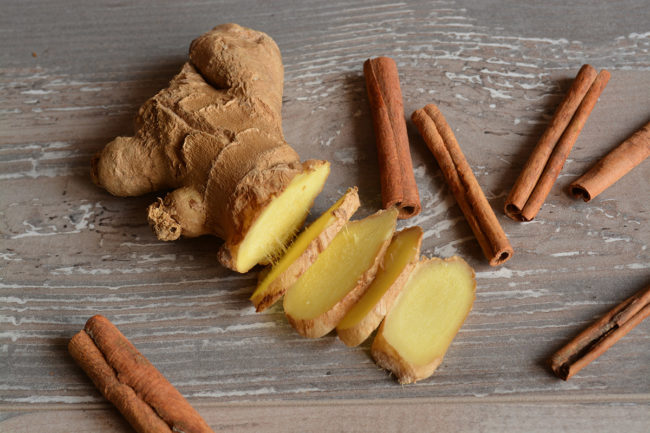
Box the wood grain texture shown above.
[1,0,649,431]
[2,397,650,433]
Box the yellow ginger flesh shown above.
[337,226,421,331]
[250,187,359,310]
[283,208,398,320]
[235,162,331,272]
[383,258,475,365]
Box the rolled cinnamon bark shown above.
[412,104,513,266]
[505,65,610,221]
[364,57,421,219]
[570,121,650,201]
[549,285,650,380]
[69,315,214,433]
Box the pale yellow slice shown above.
[230,160,331,273]
[250,187,360,312]
[371,256,476,384]
[283,207,398,338]
[336,226,422,346]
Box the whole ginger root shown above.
[91,24,329,273]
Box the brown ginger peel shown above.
[91,24,329,272]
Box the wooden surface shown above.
[1,0,649,431]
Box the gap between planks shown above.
[3,392,650,413]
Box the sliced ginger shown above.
[371,256,475,384]
[250,187,360,312]
[283,207,398,338]
[229,162,332,272]
[336,226,422,346]
[91,24,329,273]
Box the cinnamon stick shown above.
[412,104,513,266]
[549,285,650,380]
[69,315,214,433]
[364,57,421,219]
[505,65,610,221]
[570,120,650,201]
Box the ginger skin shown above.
[91,24,328,272]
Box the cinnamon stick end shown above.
[364,56,396,70]
[504,203,529,222]
[549,358,571,381]
[382,187,422,220]
[410,107,425,123]
[68,329,90,359]
[599,69,612,83]
[578,64,597,78]
[85,314,109,329]
[396,203,421,219]
[569,183,591,202]
[489,246,514,266]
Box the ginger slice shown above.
[250,187,360,312]
[336,226,422,346]
[222,160,331,272]
[371,256,476,384]
[283,207,398,338]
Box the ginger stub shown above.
[251,188,360,312]
[283,207,398,338]
[336,226,422,346]
[371,256,476,384]
[91,23,329,273]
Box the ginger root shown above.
[371,256,476,384]
[251,187,360,312]
[336,226,422,347]
[91,24,329,272]
[283,207,398,338]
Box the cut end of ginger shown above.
[371,256,476,384]
[283,207,398,338]
[250,187,360,312]
[336,226,422,347]
[228,160,330,273]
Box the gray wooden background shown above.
[1,0,649,431]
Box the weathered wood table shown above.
[1,1,648,431]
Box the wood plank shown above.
[2,397,649,433]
